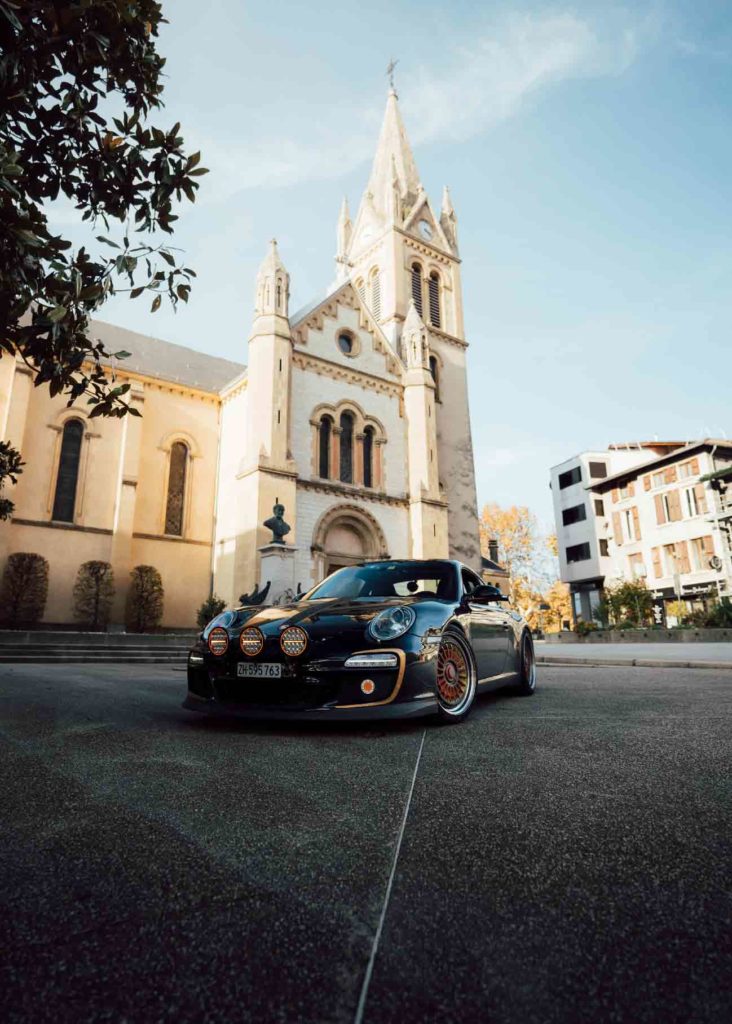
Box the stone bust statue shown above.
[263,502,291,545]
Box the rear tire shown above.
[514,631,537,696]
[435,629,477,723]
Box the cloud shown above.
[200,9,647,197]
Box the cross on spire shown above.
[386,57,398,94]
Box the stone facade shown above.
[0,88,481,627]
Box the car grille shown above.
[213,676,338,709]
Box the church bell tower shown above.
[337,84,480,568]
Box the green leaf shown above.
[151,294,161,312]
[160,250,176,266]
[96,236,121,249]
[113,351,132,359]
[48,305,68,322]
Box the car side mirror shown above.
[470,585,509,603]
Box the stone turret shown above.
[335,197,352,283]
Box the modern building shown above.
[551,441,732,624]
[0,85,481,627]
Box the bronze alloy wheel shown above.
[436,631,476,719]
[515,631,537,696]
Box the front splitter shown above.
[182,693,437,722]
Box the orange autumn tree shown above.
[479,506,571,631]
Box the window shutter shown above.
[612,512,623,546]
[371,272,381,321]
[664,466,677,483]
[690,457,700,474]
[410,264,423,317]
[702,535,715,558]
[631,506,641,541]
[694,484,708,514]
[677,540,691,574]
[652,547,662,579]
[428,273,441,328]
[643,475,651,492]
[668,490,682,522]
[611,488,619,504]
[628,481,635,497]
[654,494,665,524]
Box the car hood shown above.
[236,596,452,637]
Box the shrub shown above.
[0,552,49,626]
[707,597,732,628]
[125,565,164,633]
[196,594,227,630]
[73,561,115,630]
[575,620,598,636]
[604,579,653,627]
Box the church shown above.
[0,87,481,627]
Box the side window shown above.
[461,568,481,596]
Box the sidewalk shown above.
[537,641,732,671]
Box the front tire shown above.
[435,629,477,723]
[514,631,537,696]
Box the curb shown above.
[538,656,732,671]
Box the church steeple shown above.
[362,88,421,222]
[335,197,352,283]
[254,239,289,318]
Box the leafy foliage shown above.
[0,440,24,520]
[603,579,653,628]
[479,504,568,628]
[196,593,227,630]
[0,552,49,625]
[73,559,115,628]
[125,564,164,632]
[0,0,207,516]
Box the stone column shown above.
[109,382,145,626]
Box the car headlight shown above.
[367,606,416,642]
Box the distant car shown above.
[183,559,536,723]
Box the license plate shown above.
[237,663,282,679]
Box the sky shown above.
[50,0,732,530]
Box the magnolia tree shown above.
[0,0,207,517]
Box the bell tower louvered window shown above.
[411,263,423,317]
[428,272,441,329]
[370,270,381,322]
[52,419,84,522]
[165,441,188,536]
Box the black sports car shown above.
[184,559,536,723]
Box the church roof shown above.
[90,318,246,394]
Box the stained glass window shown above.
[319,417,332,478]
[165,442,188,536]
[363,426,374,488]
[52,419,84,522]
[339,411,354,484]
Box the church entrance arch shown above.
[311,504,390,583]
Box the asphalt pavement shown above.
[1,662,730,1023]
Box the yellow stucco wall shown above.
[0,360,219,628]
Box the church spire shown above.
[440,185,458,253]
[254,238,289,318]
[363,88,421,219]
[335,197,352,282]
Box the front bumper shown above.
[183,633,440,721]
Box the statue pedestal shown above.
[258,543,298,606]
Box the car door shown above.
[461,569,510,679]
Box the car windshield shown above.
[304,561,457,601]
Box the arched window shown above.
[411,263,423,317]
[318,416,332,479]
[165,441,188,536]
[363,426,375,489]
[429,355,440,402]
[339,411,354,483]
[276,280,282,310]
[428,272,441,328]
[370,270,381,321]
[356,278,366,304]
[52,418,84,522]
